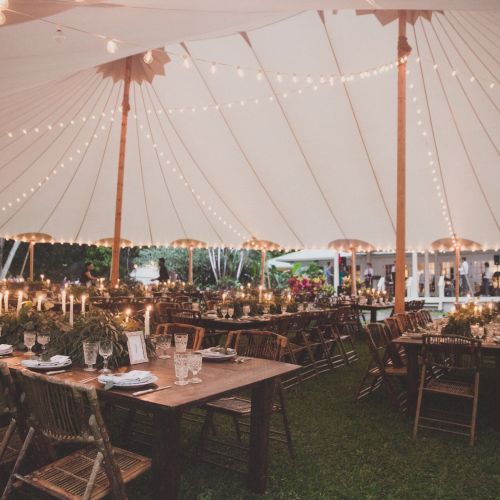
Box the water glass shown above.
[188,352,202,383]
[174,353,189,386]
[155,334,172,359]
[174,333,188,353]
[37,334,50,360]
[242,304,250,318]
[83,341,99,371]
[220,307,228,319]
[24,332,36,355]
[99,339,113,374]
[228,307,234,320]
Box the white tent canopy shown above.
[0,2,498,251]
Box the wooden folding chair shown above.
[200,330,294,470]
[413,335,481,446]
[356,324,407,410]
[2,370,150,499]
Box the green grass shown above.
[127,342,500,499]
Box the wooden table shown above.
[395,336,500,425]
[355,303,394,322]
[198,315,272,331]
[6,353,299,500]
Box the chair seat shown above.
[19,446,151,500]
[206,397,280,416]
[0,423,21,465]
[425,379,475,397]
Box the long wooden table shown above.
[5,352,299,499]
[395,336,500,426]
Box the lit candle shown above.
[40,274,44,282]
[61,288,67,314]
[81,295,86,316]
[125,308,131,324]
[247,283,251,289]
[144,305,151,337]
[46,279,50,288]
[489,303,493,312]
[259,285,263,302]
[17,291,22,315]
[4,291,8,312]
[222,292,227,303]
[69,295,74,326]
[37,294,43,311]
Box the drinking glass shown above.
[83,341,99,371]
[188,352,202,383]
[37,334,50,360]
[24,332,36,356]
[155,334,172,359]
[220,307,228,319]
[227,307,234,320]
[263,304,270,315]
[174,353,189,386]
[99,339,113,374]
[174,333,188,353]
[242,304,250,318]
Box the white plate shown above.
[97,375,158,388]
[198,348,236,361]
[0,349,13,356]
[21,359,72,371]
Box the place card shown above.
[126,331,149,365]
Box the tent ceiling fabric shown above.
[0,6,498,251]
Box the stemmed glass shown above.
[37,334,50,360]
[242,304,250,318]
[188,352,202,383]
[155,334,172,359]
[24,332,36,356]
[220,306,228,319]
[83,341,99,371]
[227,306,235,320]
[99,339,113,374]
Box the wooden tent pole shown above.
[260,249,266,288]
[110,56,133,287]
[29,242,34,281]
[395,11,411,314]
[455,244,460,306]
[188,247,194,284]
[351,246,357,296]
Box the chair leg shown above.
[470,374,480,446]
[1,426,35,500]
[232,415,242,443]
[199,409,214,451]
[277,387,295,459]
[413,365,427,439]
[0,419,16,462]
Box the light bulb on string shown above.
[106,39,118,54]
[236,66,244,78]
[54,25,66,43]
[143,50,153,64]
[210,62,217,74]
[182,55,190,69]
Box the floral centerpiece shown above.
[442,302,496,337]
[288,275,324,302]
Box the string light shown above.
[106,39,118,54]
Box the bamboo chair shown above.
[308,311,345,371]
[0,362,23,467]
[200,330,294,470]
[332,307,359,364]
[154,322,204,350]
[413,335,481,446]
[356,324,407,411]
[395,313,412,334]
[2,370,150,500]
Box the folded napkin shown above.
[50,355,70,364]
[0,344,12,351]
[100,370,152,385]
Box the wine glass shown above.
[220,306,228,319]
[99,339,113,374]
[242,304,250,318]
[188,352,202,383]
[83,341,99,371]
[227,307,234,320]
[155,334,172,358]
[24,332,36,356]
[37,334,50,360]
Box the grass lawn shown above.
[125,341,500,500]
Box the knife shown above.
[45,370,69,376]
[133,385,171,397]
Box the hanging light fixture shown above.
[106,39,118,54]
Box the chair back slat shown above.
[226,330,287,361]
[422,335,481,372]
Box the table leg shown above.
[152,409,181,500]
[496,355,500,430]
[405,345,419,416]
[248,378,276,494]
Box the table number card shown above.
[126,331,149,365]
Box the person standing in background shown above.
[459,257,469,295]
[80,262,97,287]
[154,258,169,282]
[364,262,374,288]
[482,262,492,296]
[324,261,334,286]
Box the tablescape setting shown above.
[196,346,237,362]
[97,370,159,391]
[21,354,72,371]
